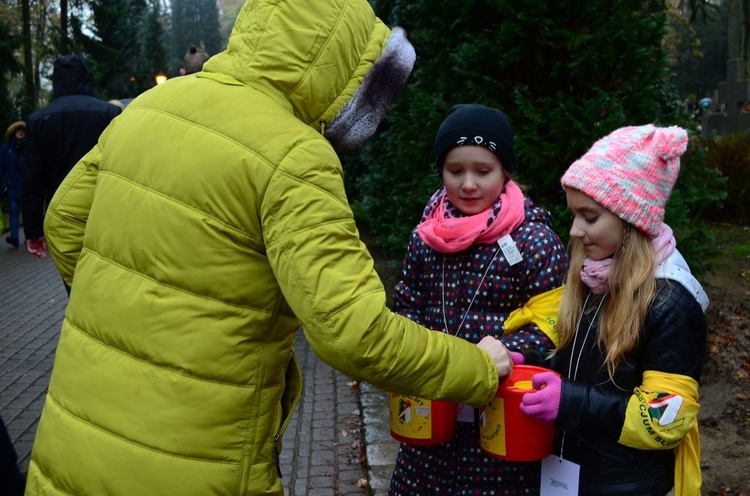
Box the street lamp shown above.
[155,74,168,85]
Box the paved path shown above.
[0,234,398,495]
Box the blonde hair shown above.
[557,223,657,379]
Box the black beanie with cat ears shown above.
[434,104,516,173]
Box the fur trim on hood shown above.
[324,27,416,156]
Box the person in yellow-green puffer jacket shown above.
[24,1,516,495]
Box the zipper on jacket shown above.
[273,351,304,479]
[273,401,296,478]
[273,434,283,477]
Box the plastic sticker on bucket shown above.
[479,364,559,461]
[479,397,508,456]
[388,393,458,445]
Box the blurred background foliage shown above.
[344,0,733,277]
[0,0,744,275]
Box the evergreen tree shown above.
[140,1,169,84]
[72,0,136,98]
[348,0,724,263]
[0,16,23,124]
[217,0,243,46]
[131,0,169,93]
[668,0,729,102]
[170,0,221,73]
[71,0,167,98]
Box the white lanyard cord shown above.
[560,291,607,459]
[568,293,607,382]
[441,246,503,336]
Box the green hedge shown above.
[343,0,726,276]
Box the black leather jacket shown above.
[526,279,706,495]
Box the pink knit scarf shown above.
[417,180,526,254]
[581,223,677,294]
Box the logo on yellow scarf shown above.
[648,393,685,427]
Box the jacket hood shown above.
[52,54,94,98]
[202,0,401,132]
[655,249,709,312]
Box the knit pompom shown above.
[561,123,688,236]
[651,126,688,161]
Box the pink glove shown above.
[26,237,47,259]
[519,372,561,423]
[510,352,524,365]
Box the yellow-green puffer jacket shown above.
[26,1,499,495]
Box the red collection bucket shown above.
[479,364,559,461]
[388,393,458,445]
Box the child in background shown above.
[0,121,26,248]
[519,125,708,495]
[388,104,568,494]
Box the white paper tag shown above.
[540,455,580,495]
[415,406,430,417]
[456,404,474,423]
[498,234,523,266]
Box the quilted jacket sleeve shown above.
[43,141,103,285]
[263,140,499,407]
[391,228,428,326]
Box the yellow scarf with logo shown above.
[618,370,701,496]
[503,286,564,346]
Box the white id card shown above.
[498,234,523,266]
[540,455,580,495]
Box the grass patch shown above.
[703,223,750,272]
[729,244,750,257]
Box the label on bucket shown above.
[479,398,507,456]
[389,394,433,440]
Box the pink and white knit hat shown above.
[561,124,688,237]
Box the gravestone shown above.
[703,0,750,137]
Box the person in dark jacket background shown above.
[0,121,26,248]
[22,54,120,262]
